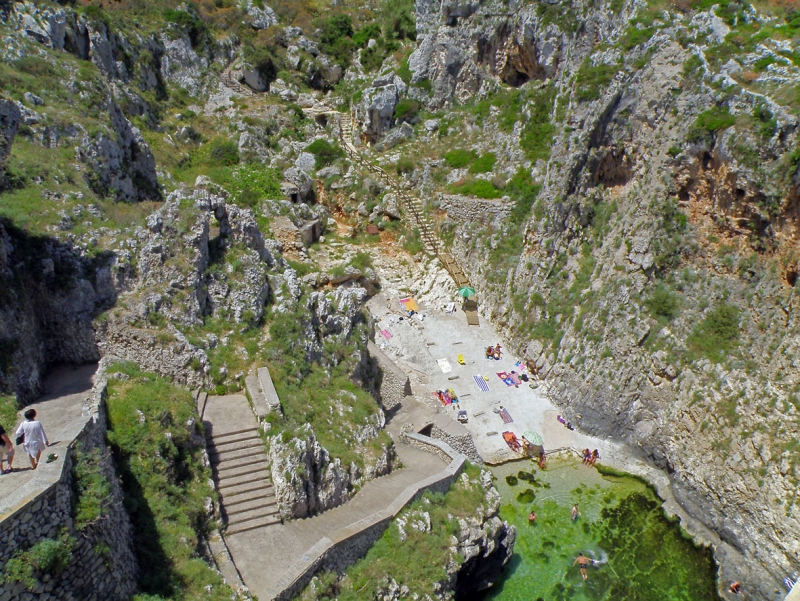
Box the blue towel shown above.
[473,375,490,392]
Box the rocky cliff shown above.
[397,0,800,596]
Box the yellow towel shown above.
[457,353,465,365]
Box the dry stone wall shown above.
[0,382,137,601]
[368,340,411,410]
[439,195,513,226]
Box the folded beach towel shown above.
[379,329,393,339]
[510,373,522,385]
[514,361,527,373]
[473,375,490,392]
[499,408,513,424]
[438,358,452,373]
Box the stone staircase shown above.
[203,396,282,535]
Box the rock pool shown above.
[477,458,720,601]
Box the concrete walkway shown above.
[0,363,97,519]
[224,395,448,600]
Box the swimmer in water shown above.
[573,552,592,580]
[571,504,580,521]
[528,511,537,523]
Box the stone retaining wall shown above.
[272,433,466,601]
[439,194,514,226]
[368,341,411,410]
[0,381,137,601]
[429,424,482,464]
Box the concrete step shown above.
[221,485,275,508]
[220,478,276,499]
[228,504,281,526]
[216,461,271,482]
[208,443,264,464]
[208,434,261,453]
[225,499,279,519]
[217,468,273,491]
[209,427,260,443]
[225,514,282,535]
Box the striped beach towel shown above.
[379,329,393,339]
[473,375,490,392]
[499,408,513,424]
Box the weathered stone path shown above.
[223,395,450,600]
[0,363,97,519]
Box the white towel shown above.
[437,358,452,373]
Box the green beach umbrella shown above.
[523,431,544,446]
[458,286,476,298]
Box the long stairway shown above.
[203,395,281,535]
[305,107,476,320]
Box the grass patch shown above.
[72,446,113,530]
[449,178,502,199]
[687,106,736,143]
[1,531,75,590]
[575,60,620,102]
[687,304,740,362]
[469,153,496,174]
[211,164,282,208]
[645,283,680,320]
[444,149,477,169]
[0,395,17,433]
[105,363,235,601]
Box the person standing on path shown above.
[0,424,14,473]
[16,409,49,470]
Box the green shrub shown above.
[645,284,680,320]
[72,446,112,530]
[688,304,740,361]
[396,156,415,175]
[505,169,542,224]
[469,153,496,174]
[318,14,356,67]
[397,58,412,84]
[380,0,417,41]
[212,164,282,208]
[576,60,620,102]
[687,107,736,143]
[394,99,421,123]
[305,139,345,169]
[348,251,374,271]
[449,179,502,199]
[207,138,239,166]
[520,85,557,162]
[618,25,656,50]
[2,531,75,590]
[163,8,207,47]
[444,149,477,169]
[353,23,382,47]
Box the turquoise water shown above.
[478,459,720,601]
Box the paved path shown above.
[0,363,97,518]
[224,395,447,600]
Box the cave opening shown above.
[787,270,798,287]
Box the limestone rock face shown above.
[267,425,352,519]
[76,102,160,202]
[244,0,278,29]
[160,29,207,96]
[357,82,401,143]
[0,98,21,165]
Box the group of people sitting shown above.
[485,344,502,360]
[582,448,600,466]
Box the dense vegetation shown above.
[105,363,235,601]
